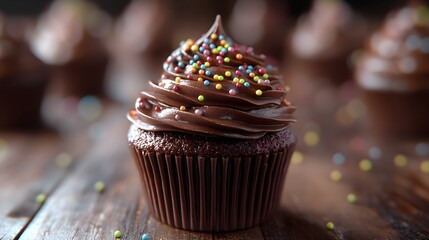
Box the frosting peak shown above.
[128,16,295,139]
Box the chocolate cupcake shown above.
[128,16,296,232]
[356,5,429,139]
[29,0,110,97]
[0,13,48,129]
[288,0,367,85]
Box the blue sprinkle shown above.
[190,60,195,64]
[221,48,227,53]
[203,80,210,86]
[163,63,168,70]
[247,65,253,70]
[193,55,199,60]
[219,35,225,40]
[205,70,211,76]
[200,65,206,70]
[267,65,273,70]
[332,153,345,165]
[199,46,205,53]
[368,147,382,159]
[178,62,184,68]
[238,66,244,71]
[203,38,210,43]
[142,233,150,240]
[244,82,250,87]
[227,37,233,43]
[210,43,216,49]
[246,69,252,74]
[416,143,429,156]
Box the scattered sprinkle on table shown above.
[393,154,408,167]
[142,233,150,240]
[114,230,122,238]
[359,159,373,172]
[347,193,357,203]
[291,151,303,164]
[304,131,320,147]
[55,152,73,169]
[330,170,342,182]
[94,181,106,193]
[35,194,47,204]
[326,221,335,230]
[421,160,429,173]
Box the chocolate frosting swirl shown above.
[357,5,429,91]
[128,16,295,139]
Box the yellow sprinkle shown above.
[347,193,357,203]
[304,131,320,147]
[393,154,407,167]
[210,33,218,39]
[179,106,186,111]
[212,49,219,54]
[291,151,303,164]
[326,221,335,230]
[421,160,429,173]
[213,74,219,80]
[239,79,245,84]
[191,44,199,52]
[224,43,230,48]
[359,159,373,172]
[198,95,204,101]
[55,152,73,169]
[255,89,262,96]
[35,194,47,204]
[175,77,181,83]
[225,71,231,77]
[284,85,290,92]
[215,84,222,90]
[204,62,210,67]
[233,77,239,83]
[330,170,342,182]
[94,181,105,193]
[183,44,190,51]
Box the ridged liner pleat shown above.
[130,146,292,232]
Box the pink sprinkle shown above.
[203,50,210,56]
[174,114,180,120]
[258,79,264,84]
[218,60,223,64]
[174,67,181,73]
[277,87,284,90]
[187,74,193,79]
[229,89,237,95]
[216,56,223,60]
[219,51,225,56]
[206,57,213,62]
[197,61,202,65]
[202,43,209,49]
[258,68,266,74]
[235,70,241,75]
[236,83,242,88]
[167,56,173,62]
[194,109,203,115]
[228,47,234,52]
[173,85,179,91]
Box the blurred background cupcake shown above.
[105,0,173,104]
[356,4,429,140]
[29,0,110,130]
[0,13,48,130]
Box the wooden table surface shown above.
[1,81,429,240]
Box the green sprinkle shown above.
[198,95,205,101]
[253,76,260,81]
[35,194,47,204]
[94,181,105,193]
[192,63,198,68]
[326,221,335,230]
[224,57,230,63]
[347,193,357,203]
[114,230,122,238]
[218,75,224,81]
[263,73,269,79]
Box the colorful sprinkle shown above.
[326,222,335,230]
[236,54,243,60]
[210,33,218,39]
[175,77,181,82]
[218,76,224,81]
[205,70,211,76]
[347,193,357,203]
[249,72,255,78]
[304,131,320,147]
[55,152,73,169]
[233,77,239,83]
[197,77,203,82]
[244,82,250,87]
[393,154,408,167]
[229,89,237,95]
[239,79,245,84]
[174,114,180,120]
[254,76,260,81]
[114,230,122,238]
[195,109,203,115]
[205,61,210,67]
[142,233,150,240]
[191,45,199,52]
[94,181,105,193]
[291,151,303,164]
[179,106,186,111]
[203,80,210,86]
[330,170,342,181]
[359,159,373,172]
[198,95,205,101]
[332,153,345,165]
[35,194,47,204]
[173,85,179,92]
[255,89,263,96]
[263,73,269,79]
[215,84,222,90]
[224,57,230,63]
[225,71,231,77]
[420,160,429,173]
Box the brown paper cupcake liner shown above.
[130,145,293,232]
